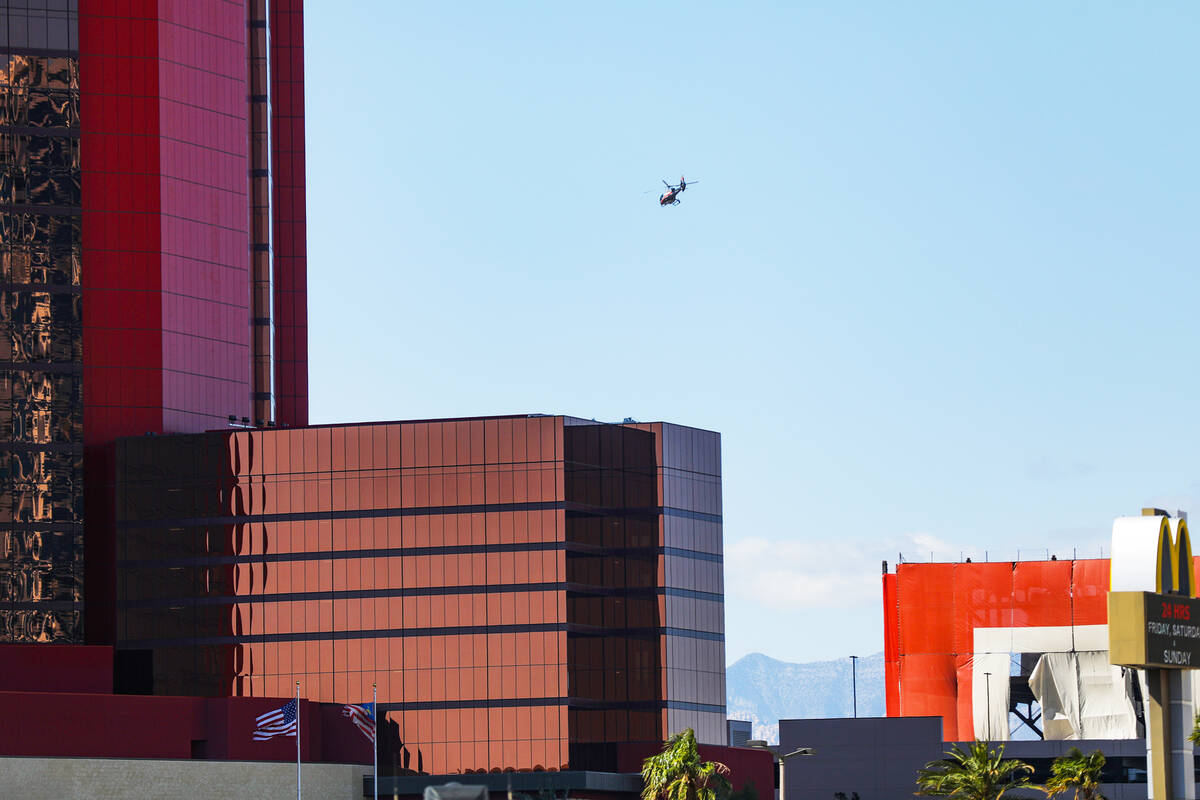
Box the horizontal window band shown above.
[116,582,722,611]
[7,521,82,533]
[568,626,724,643]
[119,502,720,535]
[115,624,718,649]
[568,698,726,715]
[0,361,82,374]
[564,585,723,603]
[120,582,566,610]
[118,540,568,569]
[0,204,81,216]
[117,501,565,530]
[663,701,727,714]
[0,441,82,453]
[3,600,79,611]
[563,505,659,520]
[378,698,567,712]
[0,47,78,59]
[661,628,724,642]
[663,547,722,563]
[663,507,722,524]
[0,125,80,138]
[365,699,724,715]
[117,622,569,649]
[662,587,723,602]
[564,505,721,525]
[116,542,722,570]
[0,283,81,294]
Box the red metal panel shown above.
[896,563,955,655]
[0,690,366,762]
[81,0,256,439]
[952,562,1013,654]
[80,1,166,444]
[0,644,112,693]
[1012,559,1074,628]
[899,653,958,740]
[0,691,204,758]
[155,0,251,433]
[1071,558,1111,625]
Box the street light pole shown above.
[777,747,815,800]
[983,672,992,741]
[849,655,859,718]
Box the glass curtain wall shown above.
[0,3,83,642]
[116,417,570,774]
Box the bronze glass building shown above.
[0,8,83,644]
[114,415,724,774]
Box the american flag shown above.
[342,701,376,744]
[253,698,298,740]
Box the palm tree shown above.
[641,728,730,800]
[1044,748,1106,800]
[915,740,1034,799]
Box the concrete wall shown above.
[0,756,368,800]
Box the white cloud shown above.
[725,522,1120,616]
[725,533,929,612]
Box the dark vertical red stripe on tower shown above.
[269,0,307,427]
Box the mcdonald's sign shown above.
[1109,510,1200,669]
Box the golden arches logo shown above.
[1151,513,1193,596]
[1110,509,1195,598]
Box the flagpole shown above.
[373,682,378,800]
[296,681,301,800]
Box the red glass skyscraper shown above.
[0,0,307,643]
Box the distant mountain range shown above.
[726,651,885,743]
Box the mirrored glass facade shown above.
[0,2,84,642]
[114,415,725,774]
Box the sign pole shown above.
[296,681,302,800]
[1145,668,1171,800]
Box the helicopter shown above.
[658,175,697,206]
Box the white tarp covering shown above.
[1027,651,1138,739]
[971,624,1109,741]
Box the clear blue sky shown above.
[303,2,1198,665]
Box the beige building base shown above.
[0,756,368,800]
